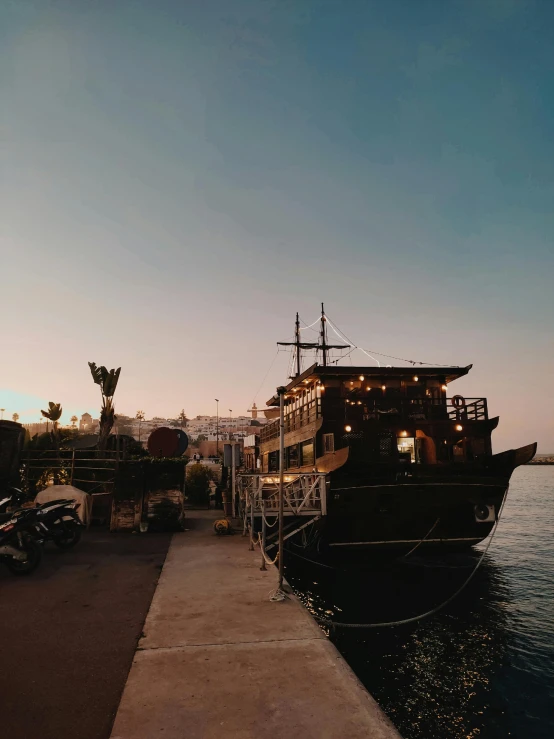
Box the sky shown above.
[1,0,553,452]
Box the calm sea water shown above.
[285,466,554,739]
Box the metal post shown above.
[249,488,255,551]
[231,446,236,517]
[277,386,286,590]
[215,399,219,457]
[260,499,267,571]
[70,450,76,486]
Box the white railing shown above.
[237,472,327,517]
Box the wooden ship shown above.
[245,307,536,553]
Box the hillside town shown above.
[22,402,270,446]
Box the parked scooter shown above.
[31,498,84,548]
[1,487,84,548]
[0,508,43,575]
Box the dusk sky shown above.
[1,0,553,452]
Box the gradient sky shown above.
[1,0,553,452]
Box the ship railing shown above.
[357,397,489,422]
[446,398,488,421]
[237,472,326,517]
[259,405,320,443]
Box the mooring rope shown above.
[285,517,441,571]
[316,491,508,630]
[401,518,441,558]
[256,533,279,565]
[261,510,279,528]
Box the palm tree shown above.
[70,415,78,428]
[12,413,19,423]
[41,402,63,448]
[89,362,121,451]
[135,410,145,442]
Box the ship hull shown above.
[278,443,536,555]
[323,480,507,552]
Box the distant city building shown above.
[79,413,92,433]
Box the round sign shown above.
[175,429,189,455]
[147,427,179,457]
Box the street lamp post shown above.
[135,411,145,443]
[215,399,219,457]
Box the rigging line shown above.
[327,313,457,367]
[252,349,280,404]
[325,316,381,366]
[299,316,321,331]
[359,348,458,368]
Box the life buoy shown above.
[451,395,466,409]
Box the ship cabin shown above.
[258,364,497,474]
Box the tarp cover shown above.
[35,485,92,524]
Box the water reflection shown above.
[286,551,513,739]
[286,468,554,738]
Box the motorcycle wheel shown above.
[53,525,82,549]
[6,537,43,576]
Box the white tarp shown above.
[35,485,92,524]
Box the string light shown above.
[345,425,352,432]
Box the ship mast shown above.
[319,302,349,367]
[278,306,348,376]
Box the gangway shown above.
[236,472,327,519]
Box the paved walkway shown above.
[110,512,401,739]
[0,531,171,739]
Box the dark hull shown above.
[281,443,536,554]
[324,481,506,551]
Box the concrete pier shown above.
[110,512,401,739]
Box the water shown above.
[285,466,554,739]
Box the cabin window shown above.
[323,433,335,453]
[287,444,299,468]
[397,436,415,462]
[268,451,279,472]
[469,438,485,459]
[301,440,315,467]
[453,443,464,460]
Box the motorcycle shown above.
[1,488,84,548]
[0,508,43,575]
[31,498,84,548]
